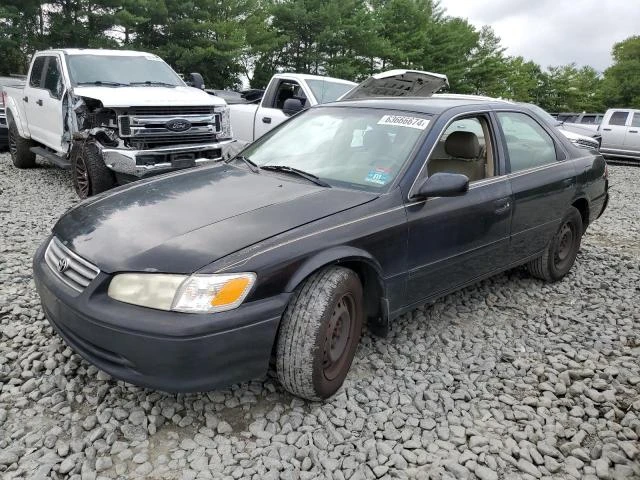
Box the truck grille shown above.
[45,237,100,292]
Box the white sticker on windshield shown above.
[377,115,429,130]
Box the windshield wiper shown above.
[77,80,128,87]
[261,165,331,187]
[226,155,260,173]
[130,81,177,87]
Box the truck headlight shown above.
[108,272,256,313]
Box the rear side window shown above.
[609,111,629,126]
[631,113,640,128]
[29,57,46,88]
[43,57,63,98]
[497,112,557,173]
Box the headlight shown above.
[108,272,256,313]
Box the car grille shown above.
[44,237,100,292]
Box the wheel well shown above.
[336,259,387,333]
[572,198,589,229]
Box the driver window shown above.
[426,115,496,183]
[272,80,307,110]
[43,56,63,99]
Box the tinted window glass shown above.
[43,57,63,98]
[609,111,629,126]
[497,112,557,173]
[29,57,46,88]
[631,113,640,128]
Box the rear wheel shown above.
[8,121,36,168]
[276,267,363,400]
[71,142,115,199]
[527,206,583,282]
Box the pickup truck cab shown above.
[229,70,450,148]
[229,73,357,146]
[598,108,640,163]
[4,49,233,198]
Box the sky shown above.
[438,0,640,72]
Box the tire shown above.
[527,206,583,282]
[71,141,115,199]
[8,120,36,168]
[276,267,364,400]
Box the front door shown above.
[24,55,65,150]
[404,113,512,305]
[495,111,577,262]
[255,79,308,139]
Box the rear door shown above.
[623,111,640,152]
[601,110,629,150]
[254,78,310,140]
[495,110,576,263]
[24,54,66,150]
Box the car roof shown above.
[324,97,520,115]
[40,49,161,58]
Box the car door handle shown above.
[494,198,511,214]
[602,128,612,131]
[629,130,638,133]
[262,117,271,124]
[36,99,43,106]
[23,96,28,103]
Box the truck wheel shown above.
[276,266,363,400]
[527,206,583,282]
[71,142,115,199]
[8,121,36,168]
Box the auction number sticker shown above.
[377,115,430,130]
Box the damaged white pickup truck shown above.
[4,49,233,198]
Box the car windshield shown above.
[306,79,356,103]
[67,55,183,87]
[242,107,432,191]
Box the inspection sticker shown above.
[377,115,430,130]
[365,167,391,185]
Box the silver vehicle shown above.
[597,108,640,162]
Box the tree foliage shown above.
[0,0,634,110]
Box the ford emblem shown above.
[166,119,192,132]
[57,257,69,273]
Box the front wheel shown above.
[527,206,583,282]
[276,267,364,400]
[71,141,115,199]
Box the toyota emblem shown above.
[166,119,192,132]
[57,257,69,273]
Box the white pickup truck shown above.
[4,49,233,198]
[228,70,450,148]
[597,108,640,163]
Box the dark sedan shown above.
[33,97,609,400]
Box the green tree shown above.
[602,35,640,108]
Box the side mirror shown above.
[414,172,469,199]
[282,98,305,116]
[189,72,205,90]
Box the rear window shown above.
[609,111,629,126]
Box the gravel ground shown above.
[0,152,639,480]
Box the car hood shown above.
[72,85,227,108]
[340,69,449,100]
[53,166,377,274]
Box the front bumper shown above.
[33,238,290,392]
[102,139,236,178]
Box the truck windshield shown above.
[306,79,356,103]
[67,55,183,87]
[242,107,431,191]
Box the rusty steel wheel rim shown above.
[322,293,356,381]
